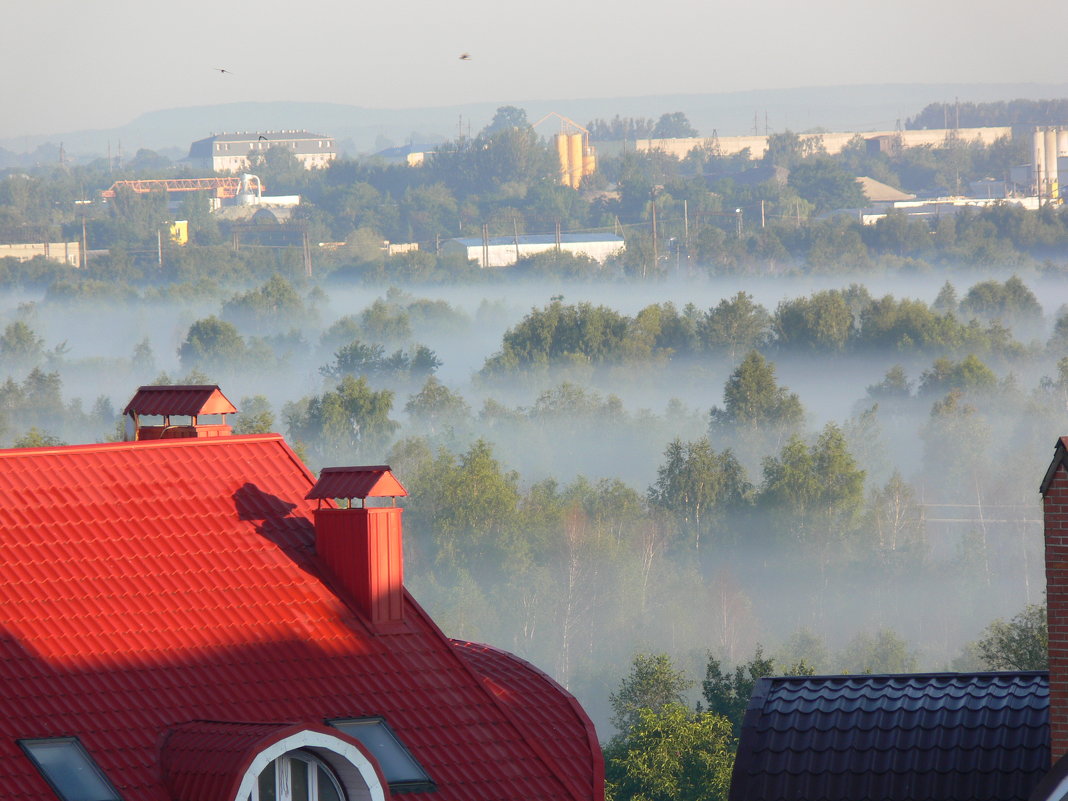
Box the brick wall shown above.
[1045,445,1068,762]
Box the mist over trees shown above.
[1,99,1066,763]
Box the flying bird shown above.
[258,135,267,141]
[459,53,471,61]
[215,67,233,75]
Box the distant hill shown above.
[907,98,1068,128]
[5,82,1068,163]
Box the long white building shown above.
[442,233,625,268]
[187,130,336,172]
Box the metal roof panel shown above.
[306,466,408,500]
[0,434,595,801]
[730,672,1049,801]
[122,385,238,417]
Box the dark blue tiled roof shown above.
[730,672,1049,801]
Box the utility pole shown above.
[512,217,521,263]
[302,227,312,277]
[80,216,87,269]
[683,199,689,250]
[651,198,658,274]
[760,199,766,229]
[157,228,163,268]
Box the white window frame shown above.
[248,750,345,801]
[233,730,385,801]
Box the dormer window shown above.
[250,750,344,801]
[18,738,120,801]
[329,718,433,793]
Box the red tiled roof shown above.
[163,720,294,801]
[122,385,238,416]
[453,640,605,801]
[0,434,599,801]
[307,466,409,500]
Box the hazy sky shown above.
[6,0,1068,139]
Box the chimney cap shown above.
[123,385,238,417]
[306,466,408,501]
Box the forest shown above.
[0,102,1064,800]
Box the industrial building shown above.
[0,241,81,267]
[635,126,1014,161]
[442,232,624,268]
[186,130,336,172]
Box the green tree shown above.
[233,395,275,435]
[701,646,814,738]
[649,439,750,551]
[221,275,311,334]
[404,376,471,434]
[920,389,991,491]
[698,292,770,362]
[839,629,917,674]
[932,281,958,314]
[482,300,631,374]
[864,471,927,566]
[866,365,913,402]
[759,424,865,553]
[959,275,1042,329]
[283,376,398,466]
[652,112,699,138]
[481,105,530,136]
[788,156,866,211]
[710,351,804,431]
[918,354,998,397]
[177,316,247,372]
[12,427,66,448]
[973,603,1047,670]
[700,646,774,738]
[604,704,735,801]
[764,130,822,169]
[402,439,522,572]
[609,653,694,736]
[772,290,854,352]
[0,321,44,370]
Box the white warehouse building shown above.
[443,233,625,268]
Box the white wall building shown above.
[442,233,625,268]
[187,130,336,172]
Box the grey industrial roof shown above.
[202,130,331,142]
[730,672,1049,801]
[448,233,624,248]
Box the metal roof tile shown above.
[0,435,595,801]
[122,385,238,417]
[731,673,1049,801]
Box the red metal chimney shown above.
[1042,436,1068,762]
[123,385,238,441]
[306,466,408,627]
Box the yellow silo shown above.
[555,134,571,187]
[568,133,584,189]
[582,145,597,180]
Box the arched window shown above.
[249,750,344,801]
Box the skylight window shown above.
[328,718,434,793]
[19,738,120,801]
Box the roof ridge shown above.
[0,432,286,459]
